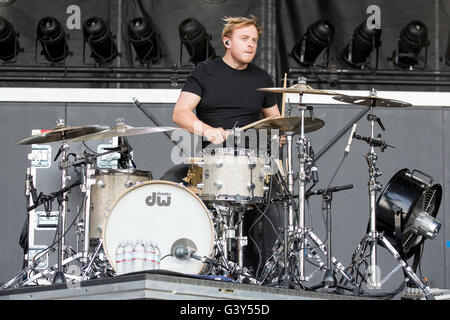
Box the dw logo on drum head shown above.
[145,192,172,207]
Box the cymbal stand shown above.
[346,90,435,299]
[79,158,95,264]
[60,147,128,273]
[295,98,309,281]
[53,140,70,284]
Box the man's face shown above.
[227,24,258,64]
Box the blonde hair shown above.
[221,15,263,42]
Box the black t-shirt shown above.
[182,58,277,130]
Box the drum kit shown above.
[1,80,442,300]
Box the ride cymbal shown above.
[333,95,412,107]
[258,83,342,96]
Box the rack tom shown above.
[199,148,270,205]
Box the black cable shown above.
[250,176,275,278]
[82,141,99,154]
[31,171,84,267]
[160,254,173,261]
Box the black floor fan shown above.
[376,168,442,271]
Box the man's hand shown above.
[204,127,229,144]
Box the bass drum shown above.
[102,180,214,275]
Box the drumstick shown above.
[281,73,287,117]
[239,116,277,132]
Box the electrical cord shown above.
[31,169,84,268]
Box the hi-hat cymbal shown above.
[17,125,109,145]
[258,83,342,95]
[333,95,413,107]
[67,122,178,142]
[244,116,325,134]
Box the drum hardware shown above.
[17,252,86,287]
[342,89,436,299]
[81,239,104,281]
[256,78,337,287]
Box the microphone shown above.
[311,166,319,183]
[306,184,353,196]
[25,169,31,199]
[344,123,358,156]
[25,168,38,204]
[172,245,219,266]
[172,245,189,258]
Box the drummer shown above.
[162,15,283,275]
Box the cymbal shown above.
[258,83,342,95]
[17,125,109,145]
[245,116,325,134]
[66,122,178,142]
[333,95,413,107]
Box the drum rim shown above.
[202,147,258,156]
[101,180,214,274]
[93,168,153,177]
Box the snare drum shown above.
[200,148,270,205]
[102,180,214,275]
[89,169,152,240]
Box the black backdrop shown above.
[0,0,448,89]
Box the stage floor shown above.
[0,271,371,300]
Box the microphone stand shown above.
[306,184,354,291]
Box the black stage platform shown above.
[0,271,371,300]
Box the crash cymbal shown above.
[246,116,325,134]
[258,83,342,95]
[17,125,109,145]
[67,122,178,142]
[333,95,412,107]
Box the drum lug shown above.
[97,179,105,188]
[124,180,134,188]
[197,160,205,168]
[263,186,270,192]
[259,172,265,182]
[204,169,210,179]
[196,183,204,190]
[213,181,223,190]
[247,182,255,191]
[214,158,224,168]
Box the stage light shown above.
[36,17,70,63]
[83,16,118,65]
[0,0,16,6]
[291,20,335,67]
[0,16,21,62]
[178,17,216,65]
[128,17,160,65]
[341,20,381,69]
[392,20,429,70]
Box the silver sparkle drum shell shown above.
[201,148,269,205]
[89,169,152,240]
